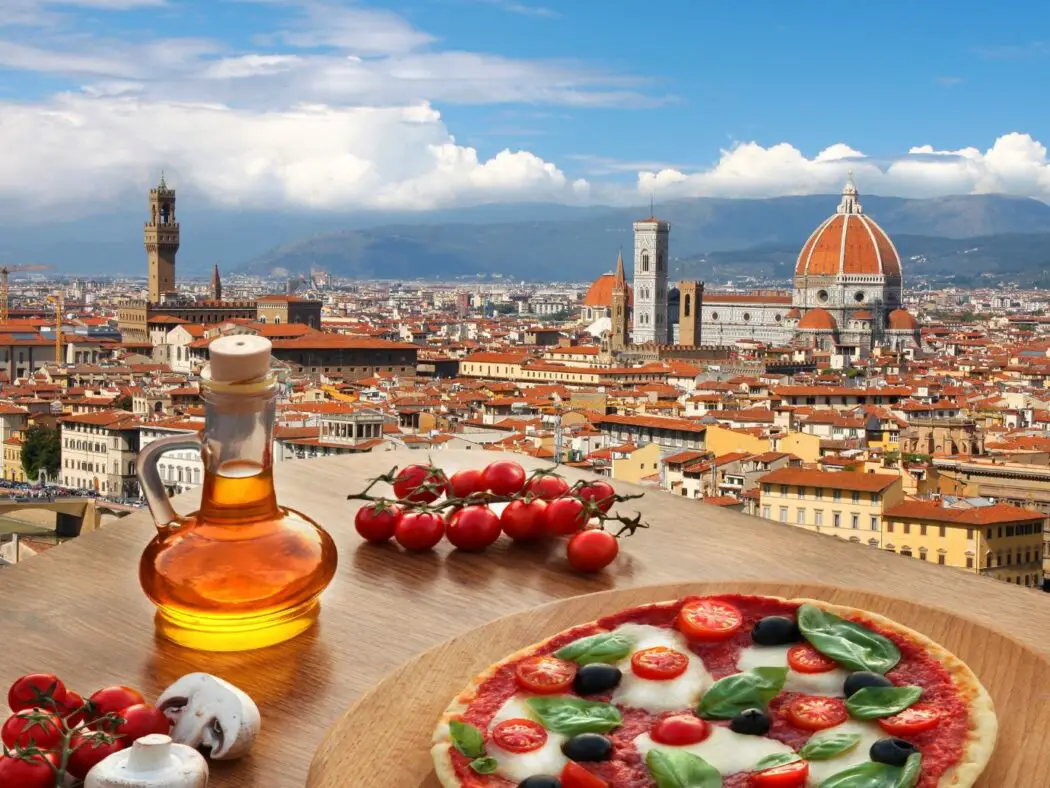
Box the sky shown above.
[0,0,1049,215]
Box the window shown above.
[815,488,823,500]
[966,556,974,569]
[815,510,824,527]
[938,554,946,565]
[887,522,894,533]
[904,523,911,535]
[872,493,880,504]
[797,508,806,525]
[851,514,859,529]
[780,485,788,495]
[920,524,927,536]
[684,294,691,317]
[870,516,878,531]
[901,548,913,558]
[797,487,805,499]
[641,251,650,272]
[919,550,928,561]
[762,505,770,519]
[779,507,788,523]
[939,526,946,538]
[833,490,841,502]
[851,491,860,504]
[967,528,975,541]
[833,511,841,528]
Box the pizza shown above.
[431,594,996,788]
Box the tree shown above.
[22,425,61,482]
[113,394,133,412]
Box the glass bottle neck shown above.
[198,382,279,522]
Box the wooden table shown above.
[2,449,1048,787]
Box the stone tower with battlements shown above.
[145,173,179,304]
[632,215,670,344]
[678,280,704,347]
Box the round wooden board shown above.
[307,581,1048,787]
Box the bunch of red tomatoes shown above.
[0,673,169,787]
[353,460,623,572]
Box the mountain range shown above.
[3,194,1050,285]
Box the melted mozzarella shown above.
[634,725,796,775]
[737,645,850,696]
[610,624,713,713]
[804,720,884,786]
[485,694,569,782]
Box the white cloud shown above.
[638,133,1050,203]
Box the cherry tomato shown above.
[787,696,848,731]
[394,511,445,551]
[566,529,619,572]
[515,656,577,695]
[58,689,87,727]
[0,752,57,788]
[577,481,616,513]
[481,461,527,496]
[67,730,126,780]
[787,644,837,674]
[561,761,610,788]
[445,506,501,552]
[500,498,548,541]
[492,718,547,753]
[89,686,146,718]
[448,468,485,499]
[1,708,63,749]
[392,464,448,504]
[8,673,67,712]
[631,647,689,681]
[878,705,941,736]
[525,474,570,501]
[651,714,710,746]
[115,704,170,744]
[677,598,744,641]
[750,758,809,787]
[354,502,403,543]
[544,496,588,535]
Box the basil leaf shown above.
[469,756,499,774]
[646,748,722,788]
[525,697,622,735]
[555,632,635,665]
[697,666,788,719]
[846,686,922,720]
[448,720,485,758]
[817,761,904,788]
[798,604,901,674]
[755,752,802,770]
[800,730,862,760]
[899,753,922,788]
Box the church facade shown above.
[591,175,920,360]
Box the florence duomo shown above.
[589,174,922,363]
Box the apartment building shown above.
[60,410,140,496]
[139,420,205,495]
[758,467,905,546]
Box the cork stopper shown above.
[206,335,272,383]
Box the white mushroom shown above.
[155,674,260,760]
[84,734,208,788]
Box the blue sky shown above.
[0,0,1047,213]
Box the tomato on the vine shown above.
[1,708,62,749]
[515,656,576,695]
[392,464,448,504]
[566,529,619,572]
[561,761,610,788]
[524,474,570,501]
[677,598,744,641]
[787,696,848,731]
[394,511,445,551]
[543,496,588,535]
[89,686,146,718]
[750,758,809,787]
[448,468,485,499]
[58,689,87,727]
[0,752,57,788]
[67,731,126,780]
[500,498,547,541]
[8,673,67,712]
[115,704,170,744]
[491,718,547,753]
[481,461,526,496]
[354,502,403,543]
[577,481,616,513]
[445,506,501,552]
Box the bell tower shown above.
[610,251,629,353]
[632,214,670,345]
[145,172,179,304]
[678,280,704,347]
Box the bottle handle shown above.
[136,434,203,532]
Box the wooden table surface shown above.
[2,449,1048,787]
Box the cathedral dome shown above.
[887,308,919,331]
[583,272,632,308]
[798,307,837,331]
[795,174,902,279]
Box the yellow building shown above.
[883,499,1044,587]
[704,424,770,456]
[610,442,663,484]
[758,468,904,546]
[774,431,822,464]
[3,434,26,483]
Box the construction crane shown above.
[48,292,63,365]
[0,264,53,324]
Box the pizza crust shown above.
[431,596,997,788]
